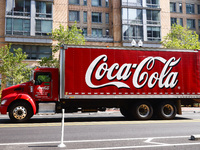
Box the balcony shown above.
[85,35,114,42]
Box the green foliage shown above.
[161,24,200,49]
[39,22,86,68]
[0,44,32,86]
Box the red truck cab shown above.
[0,67,59,122]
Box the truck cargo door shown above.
[33,72,52,101]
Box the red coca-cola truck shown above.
[1,45,200,122]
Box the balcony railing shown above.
[122,19,143,25]
[85,35,114,42]
[146,3,160,8]
[147,20,160,25]
[122,1,142,7]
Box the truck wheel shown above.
[132,101,153,120]
[157,101,177,120]
[9,102,33,123]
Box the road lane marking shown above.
[0,135,190,146]
[144,138,166,145]
[1,119,200,128]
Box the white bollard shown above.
[58,109,66,148]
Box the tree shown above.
[0,44,32,90]
[161,23,200,49]
[39,22,86,67]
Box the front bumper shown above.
[0,105,8,114]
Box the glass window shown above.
[69,0,80,5]
[82,28,87,36]
[187,19,195,29]
[36,1,52,18]
[171,18,177,26]
[106,13,109,24]
[92,12,102,23]
[186,4,195,14]
[6,0,30,16]
[36,20,52,36]
[106,0,109,7]
[146,0,159,8]
[83,12,87,22]
[69,11,80,22]
[179,18,183,26]
[84,0,87,5]
[198,5,200,14]
[147,10,160,25]
[106,29,109,36]
[11,45,52,60]
[122,25,143,41]
[122,0,142,7]
[122,8,142,24]
[147,26,160,41]
[179,3,182,13]
[35,73,51,85]
[92,28,102,37]
[92,0,102,6]
[170,2,176,12]
[198,20,200,29]
[6,18,30,36]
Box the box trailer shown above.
[1,45,200,122]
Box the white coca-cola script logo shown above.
[37,86,50,90]
[85,55,181,89]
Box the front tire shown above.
[9,102,33,123]
[157,101,177,120]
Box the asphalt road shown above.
[0,108,200,150]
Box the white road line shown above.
[0,135,190,146]
[144,138,166,145]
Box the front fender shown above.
[1,93,37,115]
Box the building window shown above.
[122,0,142,7]
[11,45,52,60]
[198,5,200,14]
[6,18,30,36]
[6,0,30,16]
[106,13,109,24]
[92,28,102,37]
[186,4,195,14]
[147,26,160,41]
[92,12,102,23]
[36,1,52,18]
[122,25,143,41]
[187,19,195,29]
[83,12,87,22]
[198,20,200,29]
[36,20,52,36]
[170,2,176,12]
[69,11,80,22]
[69,0,80,5]
[122,8,142,24]
[171,18,177,26]
[92,0,102,7]
[147,10,160,25]
[84,0,87,5]
[146,0,159,8]
[106,29,109,36]
[106,0,109,7]
[179,18,183,26]
[179,3,182,13]
[82,28,87,36]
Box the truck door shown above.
[33,72,52,101]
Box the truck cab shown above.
[0,67,59,122]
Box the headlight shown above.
[1,100,7,105]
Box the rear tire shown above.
[157,101,177,120]
[9,102,33,123]
[131,101,153,120]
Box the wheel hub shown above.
[13,106,27,120]
[162,104,174,117]
[138,104,150,118]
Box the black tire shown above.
[131,101,153,120]
[9,102,33,123]
[120,107,132,118]
[157,101,177,120]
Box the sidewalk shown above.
[182,107,200,113]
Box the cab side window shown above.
[35,73,51,85]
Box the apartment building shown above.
[170,0,200,38]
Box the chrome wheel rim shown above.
[13,106,27,120]
[162,104,174,117]
[137,104,150,118]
